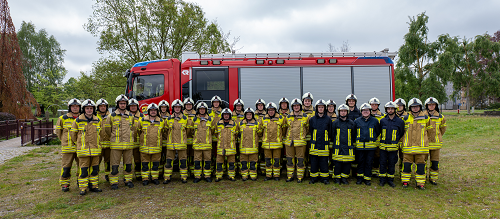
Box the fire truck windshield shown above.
[131,74,164,101]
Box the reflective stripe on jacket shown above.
[309,112,332,156]
[97,111,111,148]
[71,114,101,157]
[239,119,262,154]
[425,111,447,150]
[184,109,196,144]
[56,113,77,153]
[284,113,309,147]
[137,115,165,154]
[261,114,286,149]
[215,119,238,155]
[379,115,405,151]
[192,114,214,150]
[354,116,381,150]
[105,110,136,150]
[402,112,433,154]
[209,107,222,141]
[166,114,192,150]
[331,117,356,162]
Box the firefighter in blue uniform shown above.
[308,99,332,185]
[331,104,356,185]
[378,101,404,187]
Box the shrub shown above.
[0,112,16,121]
[487,103,500,110]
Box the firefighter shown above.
[183,98,196,179]
[261,102,287,181]
[279,97,290,116]
[378,101,404,187]
[105,94,136,190]
[353,103,381,186]
[424,97,447,185]
[302,92,315,178]
[136,103,165,186]
[96,98,111,182]
[209,95,223,170]
[308,99,332,185]
[56,98,81,192]
[255,99,266,176]
[158,100,170,180]
[214,108,239,182]
[284,98,309,183]
[70,99,102,195]
[395,98,408,170]
[401,98,432,189]
[369,97,384,178]
[239,107,262,181]
[164,99,192,184]
[192,102,214,183]
[128,98,144,181]
[326,99,337,178]
[255,99,267,120]
[232,99,245,122]
[331,104,356,185]
[346,94,361,121]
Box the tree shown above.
[327,40,351,52]
[395,12,448,103]
[0,0,39,119]
[17,21,67,92]
[85,0,231,63]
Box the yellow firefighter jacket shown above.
[183,109,196,144]
[71,114,101,157]
[209,107,222,141]
[192,114,214,150]
[137,115,165,154]
[215,119,238,155]
[425,110,447,150]
[303,106,315,141]
[131,111,144,148]
[56,113,78,153]
[97,111,111,149]
[401,111,433,154]
[239,118,262,154]
[166,113,192,150]
[105,109,136,150]
[261,114,287,149]
[284,112,309,147]
[159,112,170,147]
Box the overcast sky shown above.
[9,0,500,81]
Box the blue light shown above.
[133,59,169,67]
[357,57,393,64]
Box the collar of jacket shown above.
[265,114,280,119]
[197,114,209,119]
[114,109,131,116]
[409,111,427,120]
[143,115,161,122]
[371,109,382,116]
[77,114,99,122]
[211,107,221,113]
[98,111,110,117]
[242,119,256,124]
[220,119,235,126]
[66,112,79,119]
[289,112,305,118]
[280,109,289,114]
[327,112,337,118]
[183,109,195,115]
[256,110,266,115]
[160,112,170,118]
[232,111,243,116]
[303,106,314,112]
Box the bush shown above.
[0,112,16,121]
[487,103,500,110]
[46,137,61,145]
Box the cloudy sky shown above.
[9,0,500,81]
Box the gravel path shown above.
[0,137,40,165]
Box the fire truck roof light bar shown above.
[200,60,209,65]
[256,60,265,64]
[133,59,170,67]
[329,59,337,64]
[317,59,325,64]
[212,60,221,65]
[276,59,285,64]
[200,51,397,59]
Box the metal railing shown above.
[20,119,56,145]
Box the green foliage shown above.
[395,12,448,103]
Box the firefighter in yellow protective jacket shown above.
[401,98,433,189]
[128,98,144,181]
[261,102,287,181]
[192,102,215,183]
[164,99,192,184]
[279,97,291,117]
[209,95,223,166]
[105,95,136,190]
[302,92,315,177]
[214,108,239,182]
[284,98,309,183]
[424,97,447,185]
[183,98,196,178]
[70,99,102,195]
[239,107,262,181]
[136,103,165,186]
[56,98,81,192]
[255,99,267,176]
[158,100,170,180]
[395,98,408,169]
[326,99,337,178]
[369,97,384,178]
[96,98,111,182]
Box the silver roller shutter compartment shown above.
[303,67,352,107]
[239,67,301,108]
[353,66,392,113]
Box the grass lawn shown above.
[0,116,499,218]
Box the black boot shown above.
[356,177,364,185]
[142,180,149,186]
[387,179,396,188]
[297,179,303,183]
[251,178,257,181]
[242,177,248,182]
[111,184,119,190]
[274,177,280,181]
[79,190,86,196]
[105,175,109,182]
[193,178,201,183]
[286,177,293,182]
[364,180,371,186]
[181,178,188,184]
[379,177,386,187]
[136,176,142,182]
[163,179,171,184]
[61,185,69,192]
[333,178,340,185]
[322,179,330,185]
[341,178,349,185]
[309,178,317,184]
[90,187,102,192]
[205,177,212,183]
[126,181,134,188]
[430,180,438,185]
[264,177,272,181]
[215,178,221,182]
[402,182,409,189]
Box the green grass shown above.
[0,116,499,218]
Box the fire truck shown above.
[124,50,397,113]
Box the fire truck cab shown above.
[125,51,397,113]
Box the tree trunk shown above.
[466,82,471,114]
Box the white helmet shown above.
[291,98,302,106]
[147,103,159,112]
[384,101,397,109]
[233,98,244,107]
[81,99,96,113]
[425,97,439,106]
[395,98,406,107]
[183,97,194,106]
[244,107,255,114]
[360,103,372,111]
[221,108,232,115]
[345,94,358,104]
[158,100,170,108]
[68,98,82,107]
[302,92,314,101]
[128,98,139,106]
[369,97,381,105]
[315,99,327,108]
[408,98,423,108]
[255,99,266,109]
[338,104,349,112]
[211,95,222,106]
[278,97,290,111]
[326,99,336,107]
[96,98,108,107]
[115,94,129,105]
[171,99,184,108]
[266,102,278,111]
[196,102,209,111]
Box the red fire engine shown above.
[125,50,397,113]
